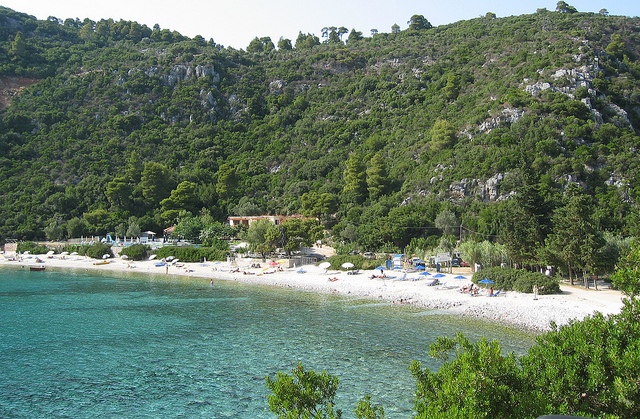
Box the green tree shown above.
[301,192,338,220]
[544,185,602,283]
[407,15,432,31]
[556,1,578,13]
[410,333,530,418]
[245,219,274,259]
[83,208,112,236]
[278,37,293,50]
[429,119,456,152]
[105,176,133,211]
[9,31,28,61]
[611,240,640,297]
[66,217,88,239]
[140,162,176,208]
[265,363,342,419]
[342,153,367,204]
[366,153,388,200]
[216,163,238,202]
[434,208,458,237]
[160,181,200,222]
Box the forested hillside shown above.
[1,4,639,273]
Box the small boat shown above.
[93,260,110,265]
[30,266,46,271]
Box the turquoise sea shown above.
[0,266,536,418]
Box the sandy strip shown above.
[2,254,626,332]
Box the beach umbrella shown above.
[341,262,354,269]
[149,255,157,260]
[46,250,55,256]
[479,278,494,288]
[70,252,78,256]
[454,275,467,280]
[418,271,431,276]
[433,273,446,278]
[319,261,331,271]
[121,255,129,260]
[102,254,110,259]
[166,256,175,261]
[269,260,279,267]
[61,251,69,256]
[375,265,386,271]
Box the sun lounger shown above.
[489,290,501,297]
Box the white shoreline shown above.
[2,254,626,332]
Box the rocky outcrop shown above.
[478,107,525,133]
[448,173,508,202]
[145,64,220,86]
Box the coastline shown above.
[1,254,626,332]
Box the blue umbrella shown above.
[479,278,494,284]
[375,266,386,271]
[454,275,467,280]
[418,271,431,276]
[433,273,446,278]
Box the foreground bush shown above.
[268,299,640,418]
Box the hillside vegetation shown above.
[1,5,640,276]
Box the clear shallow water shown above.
[0,267,536,418]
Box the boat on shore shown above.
[93,260,110,265]
[29,265,46,271]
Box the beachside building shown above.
[227,214,312,227]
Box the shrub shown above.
[119,244,150,261]
[325,254,383,271]
[72,243,113,259]
[152,246,227,263]
[17,241,50,255]
[473,267,560,294]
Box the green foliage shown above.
[16,241,50,255]
[472,266,560,294]
[265,363,342,419]
[119,244,149,261]
[152,245,226,262]
[354,395,384,419]
[521,298,640,418]
[611,240,640,297]
[75,242,113,259]
[324,254,381,271]
[411,333,530,418]
[0,6,639,281]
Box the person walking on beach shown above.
[533,284,539,300]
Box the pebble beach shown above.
[2,251,626,332]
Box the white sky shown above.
[1,1,638,49]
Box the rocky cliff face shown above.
[144,64,220,86]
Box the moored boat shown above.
[30,266,46,271]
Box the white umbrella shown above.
[149,255,157,260]
[102,254,110,259]
[61,251,69,256]
[319,261,331,271]
[341,262,354,269]
[46,250,55,256]
[121,255,129,260]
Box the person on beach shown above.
[533,284,539,300]
[488,286,494,297]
